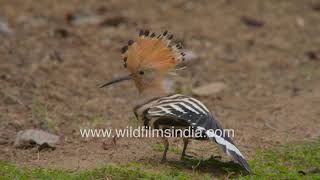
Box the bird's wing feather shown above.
[145,94,251,173]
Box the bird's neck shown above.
[137,79,170,104]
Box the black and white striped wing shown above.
[145,94,251,173]
[146,94,214,128]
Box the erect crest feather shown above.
[120,30,185,74]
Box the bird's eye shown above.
[139,70,144,75]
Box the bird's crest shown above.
[100,30,185,93]
[121,30,185,75]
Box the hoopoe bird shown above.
[101,30,251,173]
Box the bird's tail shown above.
[205,120,251,174]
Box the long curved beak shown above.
[100,74,132,88]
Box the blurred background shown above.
[0,0,320,178]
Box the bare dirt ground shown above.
[1,0,320,176]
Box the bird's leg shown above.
[181,137,190,159]
[161,137,169,163]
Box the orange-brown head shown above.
[101,30,185,95]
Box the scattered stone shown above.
[0,74,10,80]
[241,16,264,28]
[72,15,102,26]
[102,136,117,150]
[0,20,12,34]
[53,28,70,38]
[296,17,305,27]
[14,129,60,149]
[192,82,227,96]
[305,50,319,61]
[99,16,126,27]
[16,15,48,29]
[299,167,320,175]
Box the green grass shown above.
[152,143,182,155]
[0,163,73,180]
[1,140,320,179]
[0,163,192,180]
[241,140,320,179]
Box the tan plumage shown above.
[120,30,185,94]
[126,38,178,73]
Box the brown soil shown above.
[0,0,320,176]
